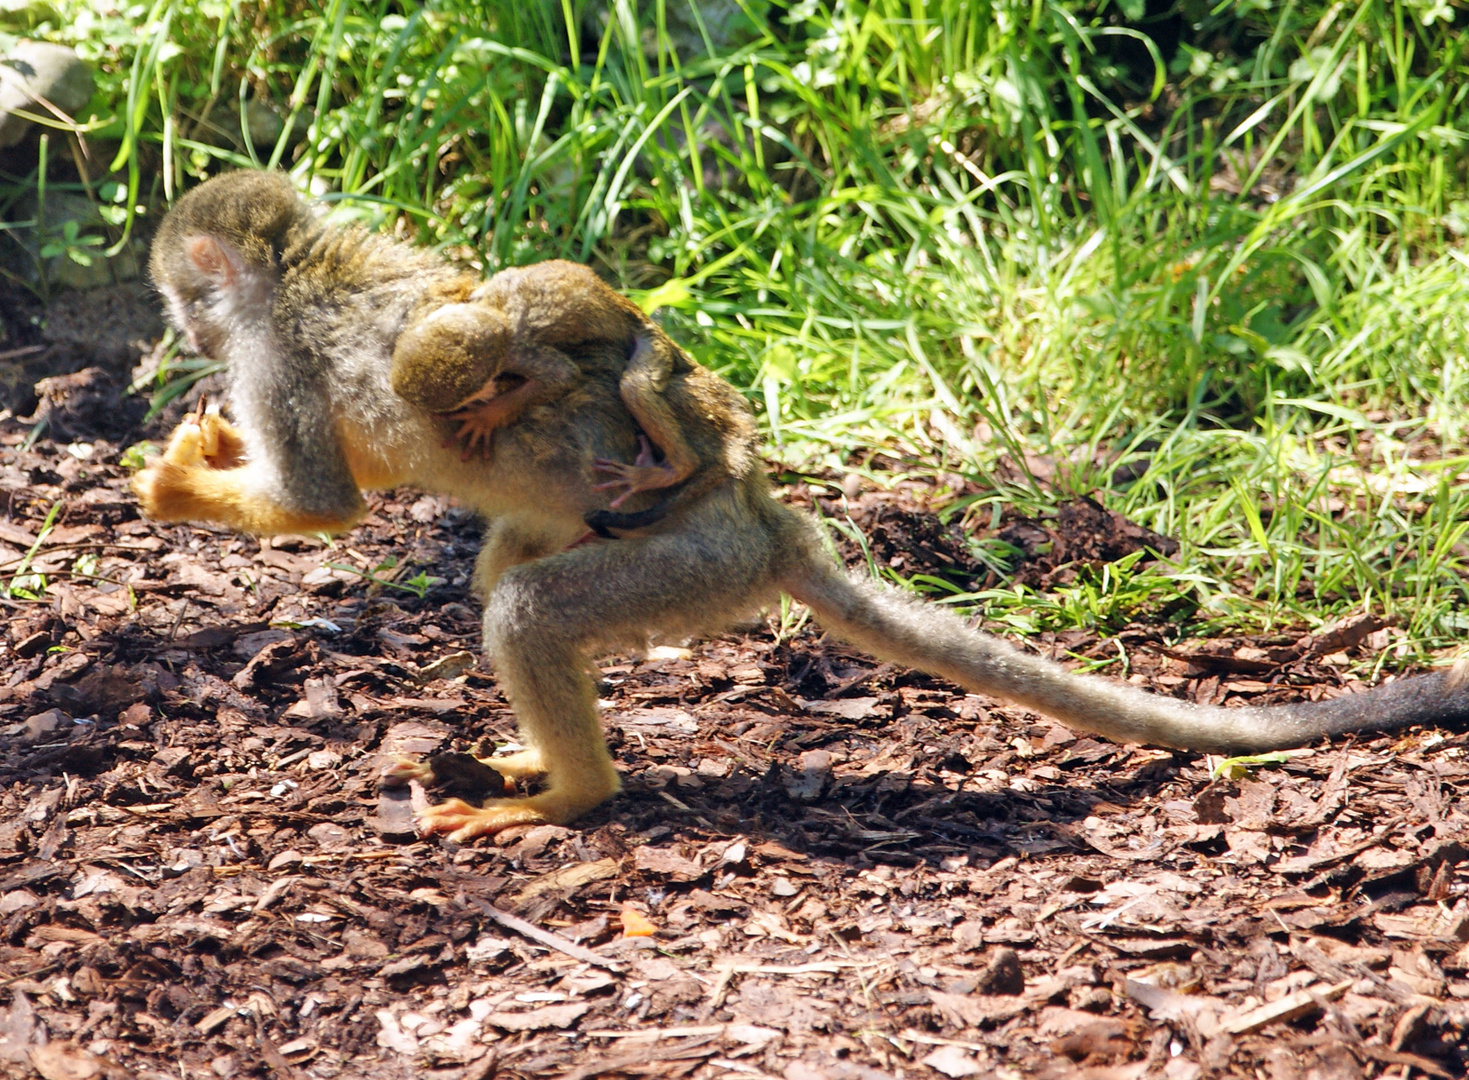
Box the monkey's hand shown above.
[133,416,227,522]
[157,409,249,470]
[445,378,543,461]
[133,442,365,535]
[449,407,503,461]
[592,433,680,508]
[194,411,248,468]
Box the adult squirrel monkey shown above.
[138,170,1469,842]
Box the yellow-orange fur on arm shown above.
[133,414,366,535]
[132,458,366,535]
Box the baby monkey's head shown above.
[390,301,515,413]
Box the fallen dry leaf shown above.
[620,903,657,937]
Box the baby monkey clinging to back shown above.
[389,260,758,535]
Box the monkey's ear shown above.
[186,235,243,287]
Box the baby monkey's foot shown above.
[593,434,677,508]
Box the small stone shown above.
[783,749,832,801]
[266,849,303,871]
[343,930,389,960]
[306,822,353,851]
[23,708,68,743]
[921,1044,982,1077]
[771,877,799,897]
[0,42,94,147]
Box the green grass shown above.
[11,0,1469,663]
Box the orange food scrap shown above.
[619,903,657,937]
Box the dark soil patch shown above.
[0,302,1465,1080]
[0,280,161,424]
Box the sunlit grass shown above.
[19,0,1469,657]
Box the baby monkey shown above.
[390,260,757,535]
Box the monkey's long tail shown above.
[783,554,1469,754]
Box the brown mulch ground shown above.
[0,324,1466,1080]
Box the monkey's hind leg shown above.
[417,511,777,841]
[414,643,616,840]
[591,334,700,507]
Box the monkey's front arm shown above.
[133,411,367,536]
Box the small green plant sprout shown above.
[1210,748,1315,782]
[131,330,227,423]
[39,218,105,267]
[3,502,60,601]
[324,555,444,599]
[118,441,156,470]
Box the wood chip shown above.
[1220,979,1352,1035]
[508,857,620,908]
[196,1005,237,1034]
[485,1001,589,1032]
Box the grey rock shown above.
[41,281,162,365]
[5,190,143,290]
[0,40,93,147]
[584,0,768,62]
[0,1,63,32]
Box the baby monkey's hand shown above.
[593,433,678,508]
[446,404,501,462]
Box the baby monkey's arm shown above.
[444,345,580,460]
[592,331,701,507]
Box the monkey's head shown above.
[149,171,309,354]
[391,302,514,412]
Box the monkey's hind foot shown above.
[416,791,590,842]
[593,434,678,508]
